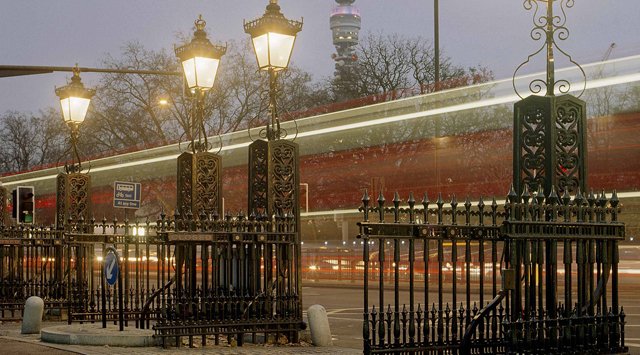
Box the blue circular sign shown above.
[104,251,119,286]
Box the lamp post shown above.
[244,0,303,216]
[174,15,227,304]
[244,1,304,342]
[53,66,95,288]
[53,66,94,230]
[174,16,226,218]
[244,0,302,141]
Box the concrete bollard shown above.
[307,304,332,346]
[22,296,44,334]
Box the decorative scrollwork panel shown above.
[195,153,221,216]
[177,152,194,217]
[514,97,550,196]
[56,174,67,228]
[56,173,91,229]
[514,94,587,198]
[177,151,221,218]
[555,96,587,194]
[270,140,298,219]
[249,140,269,215]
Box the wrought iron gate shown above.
[358,189,627,354]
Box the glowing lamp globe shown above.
[244,0,303,71]
[55,69,95,125]
[175,16,226,91]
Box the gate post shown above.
[176,150,222,299]
[56,172,92,229]
[248,138,301,341]
[513,94,587,198]
[176,151,222,218]
[512,0,588,199]
[56,171,91,292]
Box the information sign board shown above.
[113,181,141,209]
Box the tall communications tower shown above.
[330,0,361,70]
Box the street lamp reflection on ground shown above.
[244,0,302,140]
[174,15,226,219]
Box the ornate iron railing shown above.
[0,211,304,347]
[357,188,627,354]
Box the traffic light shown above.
[12,186,34,224]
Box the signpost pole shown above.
[104,246,123,331]
[118,259,124,331]
[101,248,107,328]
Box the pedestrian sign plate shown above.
[113,181,141,209]
[104,251,119,286]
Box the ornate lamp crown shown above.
[55,67,95,107]
[243,0,303,38]
[513,0,586,99]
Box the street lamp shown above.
[244,0,302,140]
[174,16,226,220]
[55,66,95,172]
[54,65,95,232]
[244,3,304,336]
[175,15,226,152]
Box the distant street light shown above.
[244,0,303,140]
[175,15,226,152]
[55,66,95,172]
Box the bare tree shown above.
[0,109,67,173]
[82,42,184,154]
[356,33,413,97]
[79,40,327,154]
[330,32,493,101]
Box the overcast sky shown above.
[0,0,638,113]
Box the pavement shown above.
[0,321,362,355]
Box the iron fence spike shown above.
[508,183,518,202]
[422,192,430,206]
[408,192,415,206]
[574,187,584,204]
[362,189,370,204]
[548,186,558,204]
[610,190,619,208]
[393,192,401,206]
[562,189,571,205]
[587,190,596,205]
